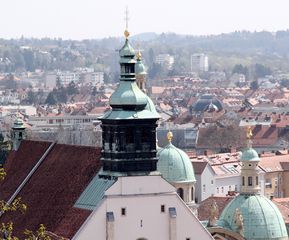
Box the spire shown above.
[124,6,130,39]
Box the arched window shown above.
[177,188,184,200]
[191,187,194,201]
[248,176,253,186]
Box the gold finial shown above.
[136,50,142,60]
[167,131,173,143]
[124,29,130,39]
[246,126,253,139]
[124,6,130,39]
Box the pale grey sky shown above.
[1,0,289,39]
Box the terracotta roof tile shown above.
[198,196,234,221]
[0,140,101,239]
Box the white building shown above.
[28,114,101,130]
[192,154,265,203]
[57,71,80,86]
[155,54,174,70]
[73,176,213,240]
[191,54,209,72]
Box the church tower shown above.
[135,51,147,92]
[240,127,261,194]
[98,26,160,178]
[11,117,26,151]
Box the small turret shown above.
[135,51,147,92]
[11,117,26,151]
[240,126,260,194]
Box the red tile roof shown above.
[0,140,101,239]
[198,196,234,221]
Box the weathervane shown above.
[124,6,130,39]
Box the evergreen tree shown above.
[66,81,79,95]
[45,91,57,105]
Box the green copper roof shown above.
[74,175,115,210]
[135,58,147,75]
[219,194,288,240]
[119,39,135,57]
[241,147,260,161]
[110,81,147,107]
[12,118,25,129]
[157,143,196,183]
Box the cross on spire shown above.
[124,6,129,30]
[124,7,130,39]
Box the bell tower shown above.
[240,127,261,195]
[99,17,160,178]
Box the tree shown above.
[26,90,36,104]
[232,64,248,79]
[56,76,62,89]
[66,81,79,95]
[254,63,272,79]
[91,86,97,96]
[250,80,259,91]
[23,50,35,72]
[45,92,57,105]
[199,125,245,152]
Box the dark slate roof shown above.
[0,140,101,239]
[192,161,208,175]
[192,94,223,112]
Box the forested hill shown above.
[1,30,289,74]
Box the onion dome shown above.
[205,102,219,112]
[101,30,159,120]
[119,39,135,60]
[135,51,147,75]
[12,118,25,129]
[240,147,260,161]
[157,131,195,183]
[193,94,223,112]
[219,194,288,240]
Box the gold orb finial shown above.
[136,50,142,60]
[246,126,253,139]
[167,131,173,143]
[124,29,130,39]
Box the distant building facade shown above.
[191,53,209,72]
[155,54,174,70]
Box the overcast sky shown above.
[1,0,289,40]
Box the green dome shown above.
[109,81,148,108]
[241,147,260,161]
[157,143,195,183]
[12,118,25,129]
[219,194,288,240]
[119,39,135,58]
[135,59,147,75]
